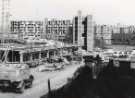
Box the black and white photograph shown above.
[0,0,135,98]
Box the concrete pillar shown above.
[30,52,33,62]
[47,50,49,58]
[59,49,63,57]
[39,51,41,60]
[20,52,23,63]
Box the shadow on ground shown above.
[41,62,135,98]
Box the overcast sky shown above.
[1,0,135,25]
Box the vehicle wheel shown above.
[30,75,34,81]
[27,81,33,88]
[26,75,34,88]
[16,82,25,93]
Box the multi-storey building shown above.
[73,11,84,46]
[94,25,112,46]
[94,24,135,46]
[111,24,135,34]
[73,11,95,51]
[129,26,135,33]
[111,25,120,34]
[44,18,73,43]
[111,24,135,45]
[10,20,44,39]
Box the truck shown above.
[0,64,34,93]
[0,45,34,93]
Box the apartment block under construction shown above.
[9,11,96,51]
[10,20,44,39]
[44,18,73,43]
[73,11,95,51]
[10,19,73,43]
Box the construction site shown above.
[0,0,88,98]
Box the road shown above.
[0,62,84,98]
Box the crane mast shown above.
[1,0,10,37]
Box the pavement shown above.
[0,62,84,98]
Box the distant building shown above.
[112,24,135,45]
[94,25,112,46]
[111,25,120,34]
[73,11,95,51]
[94,24,135,46]
[44,18,73,43]
[10,13,135,47]
[112,33,135,45]
[10,20,44,39]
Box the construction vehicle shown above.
[0,46,34,93]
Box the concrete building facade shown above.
[73,11,95,51]
[10,20,44,39]
[111,25,135,45]
[44,18,73,43]
[73,11,84,46]
[94,25,112,46]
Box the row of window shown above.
[47,27,68,30]
[47,21,71,25]
[46,30,66,34]
[11,26,43,28]
[11,27,43,31]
